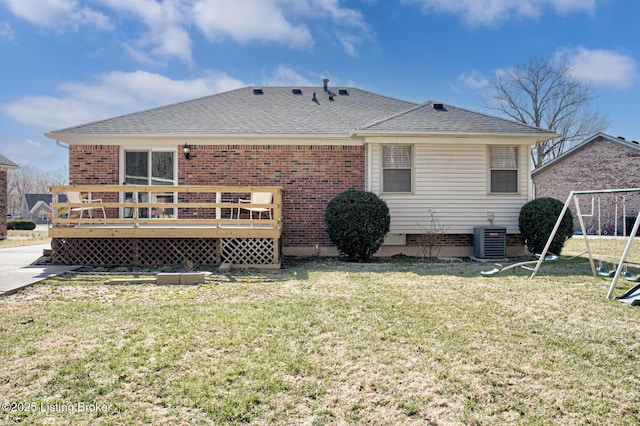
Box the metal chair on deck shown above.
[239,192,273,220]
[66,191,106,219]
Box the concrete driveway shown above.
[0,244,78,296]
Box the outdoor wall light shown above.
[183,143,191,160]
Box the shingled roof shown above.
[0,153,18,169]
[47,86,555,140]
[48,87,416,137]
[356,102,555,136]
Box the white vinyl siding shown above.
[382,145,412,193]
[369,142,531,234]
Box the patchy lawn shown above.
[1,243,639,425]
[0,229,50,248]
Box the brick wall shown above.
[70,145,121,185]
[407,233,522,248]
[533,137,640,234]
[69,144,364,247]
[69,145,121,216]
[0,170,7,239]
[179,144,365,246]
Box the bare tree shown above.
[7,166,68,217]
[416,209,450,261]
[484,57,609,168]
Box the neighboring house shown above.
[46,83,556,257]
[532,132,640,234]
[0,154,19,239]
[19,194,68,223]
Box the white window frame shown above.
[120,148,178,218]
[382,144,413,194]
[489,145,519,194]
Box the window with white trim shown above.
[123,149,177,218]
[490,146,518,193]
[382,145,412,193]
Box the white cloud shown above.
[556,46,637,89]
[191,0,371,53]
[1,70,245,130]
[2,0,112,30]
[192,0,312,47]
[0,22,14,39]
[95,0,193,64]
[459,70,490,89]
[3,0,371,62]
[404,0,596,27]
[338,34,362,56]
[262,65,314,86]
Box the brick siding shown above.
[179,144,364,246]
[407,233,522,247]
[533,137,640,234]
[70,145,121,218]
[70,144,364,247]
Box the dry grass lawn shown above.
[0,237,639,425]
[0,229,50,248]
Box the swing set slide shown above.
[480,254,559,277]
[616,283,640,305]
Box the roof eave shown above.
[532,132,640,176]
[352,129,559,142]
[46,132,360,145]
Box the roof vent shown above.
[618,136,626,140]
[292,88,302,95]
[253,88,264,95]
[329,95,335,101]
[633,141,639,145]
[312,92,318,103]
[433,103,444,110]
[338,89,349,95]
[322,78,330,91]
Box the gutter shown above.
[350,129,559,142]
[55,140,70,150]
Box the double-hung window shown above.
[382,145,412,193]
[489,146,519,193]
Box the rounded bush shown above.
[7,220,37,231]
[325,190,390,262]
[519,197,573,255]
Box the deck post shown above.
[216,191,222,220]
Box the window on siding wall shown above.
[490,146,518,193]
[383,145,412,193]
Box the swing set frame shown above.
[529,188,640,299]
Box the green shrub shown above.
[7,220,37,231]
[519,197,573,255]
[325,190,390,262]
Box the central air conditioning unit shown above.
[473,226,506,258]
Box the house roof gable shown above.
[532,132,640,176]
[355,101,555,137]
[0,153,18,169]
[24,193,67,209]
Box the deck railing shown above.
[49,185,283,234]
[48,185,284,267]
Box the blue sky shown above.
[0,0,637,171]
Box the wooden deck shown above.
[49,185,283,268]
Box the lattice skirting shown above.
[220,238,278,267]
[52,238,280,268]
